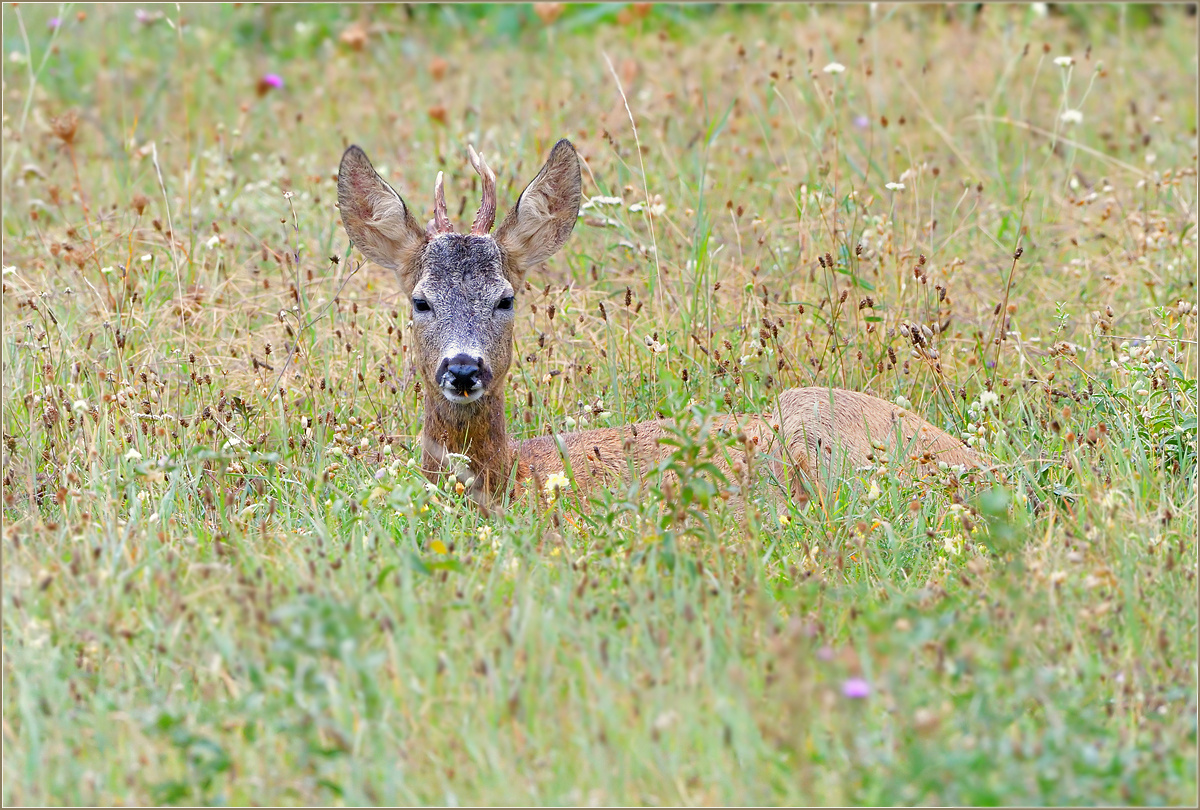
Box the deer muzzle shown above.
[436,353,492,403]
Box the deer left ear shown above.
[494,139,582,270]
[337,146,427,291]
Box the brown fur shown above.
[416,382,989,514]
[337,140,990,515]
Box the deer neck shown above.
[421,387,513,496]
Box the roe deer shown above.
[337,139,989,514]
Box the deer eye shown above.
[496,296,515,312]
[412,297,432,314]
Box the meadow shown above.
[1,3,1196,805]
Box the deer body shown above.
[337,140,986,514]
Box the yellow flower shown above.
[543,471,571,499]
[778,514,791,527]
[430,539,448,555]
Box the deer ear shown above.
[337,146,426,291]
[494,139,582,270]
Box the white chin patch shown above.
[440,385,485,404]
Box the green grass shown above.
[2,3,1196,805]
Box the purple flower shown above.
[842,677,870,698]
[853,114,869,130]
[48,17,62,29]
[256,73,285,97]
[817,645,835,661]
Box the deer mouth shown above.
[439,384,486,405]
[436,353,493,405]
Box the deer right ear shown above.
[494,138,582,271]
[337,146,426,290]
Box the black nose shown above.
[438,354,483,394]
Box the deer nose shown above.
[439,353,483,394]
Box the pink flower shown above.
[842,677,870,698]
[48,17,62,29]
[256,73,284,97]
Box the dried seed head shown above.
[533,3,565,24]
[50,110,79,146]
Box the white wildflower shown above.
[1054,56,1074,67]
[885,182,905,191]
[823,62,846,74]
[979,390,999,408]
[579,195,624,210]
[2,266,15,276]
[1060,109,1083,125]
[124,448,143,461]
[644,334,668,354]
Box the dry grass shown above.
[2,4,1196,805]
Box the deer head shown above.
[337,139,582,409]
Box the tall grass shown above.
[2,3,1196,805]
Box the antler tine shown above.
[468,144,497,235]
[428,170,454,236]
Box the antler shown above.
[428,170,454,237]
[468,145,497,235]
